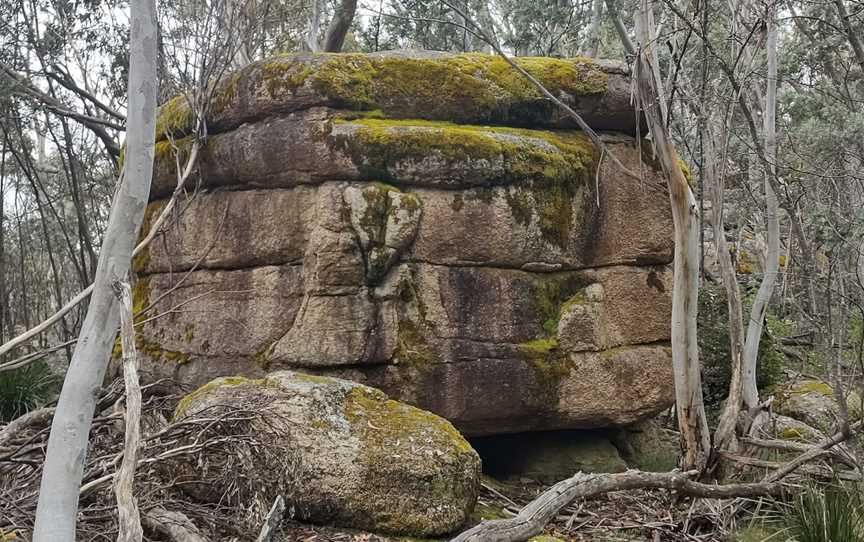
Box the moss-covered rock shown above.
[171,371,480,537]
[775,379,862,431]
[333,118,594,191]
[154,50,632,140]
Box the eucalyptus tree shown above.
[31,0,158,537]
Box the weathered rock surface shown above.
[171,372,480,536]
[133,51,675,436]
[775,379,862,431]
[154,50,637,143]
[612,418,679,472]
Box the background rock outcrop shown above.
[132,51,676,436]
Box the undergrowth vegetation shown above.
[784,483,864,542]
[698,285,785,411]
[0,361,57,422]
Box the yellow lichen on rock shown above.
[336,118,593,187]
[154,52,612,139]
[173,375,264,420]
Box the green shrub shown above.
[785,483,864,542]
[698,285,785,409]
[0,361,57,422]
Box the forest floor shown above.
[273,476,779,542]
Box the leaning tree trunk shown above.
[741,0,780,411]
[323,0,358,52]
[633,0,711,472]
[31,0,158,538]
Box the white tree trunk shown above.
[113,280,143,542]
[705,127,747,454]
[583,0,604,57]
[31,0,158,538]
[741,1,780,410]
[305,0,321,52]
[634,0,710,472]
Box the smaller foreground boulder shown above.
[172,371,480,536]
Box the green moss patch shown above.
[530,273,589,337]
[155,52,611,139]
[344,387,473,456]
[173,376,265,420]
[342,386,478,534]
[518,273,589,402]
[154,95,195,140]
[470,502,513,522]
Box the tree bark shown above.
[632,0,711,472]
[705,127,747,455]
[741,1,780,410]
[305,0,321,52]
[31,0,158,538]
[583,0,604,57]
[113,280,143,542]
[323,0,358,52]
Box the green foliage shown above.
[0,361,57,422]
[698,285,785,409]
[785,483,864,542]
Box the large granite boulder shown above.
[171,371,480,536]
[130,50,675,436]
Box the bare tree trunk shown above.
[113,279,143,542]
[0,137,6,344]
[741,0,780,410]
[584,0,604,57]
[633,0,710,473]
[323,0,358,52]
[470,0,495,53]
[305,0,321,52]
[706,127,747,455]
[31,0,158,538]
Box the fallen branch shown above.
[720,451,860,481]
[0,408,54,448]
[255,495,285,542]
[449,470,782,542]
[763,420,863,483]
[740,435,857,469]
